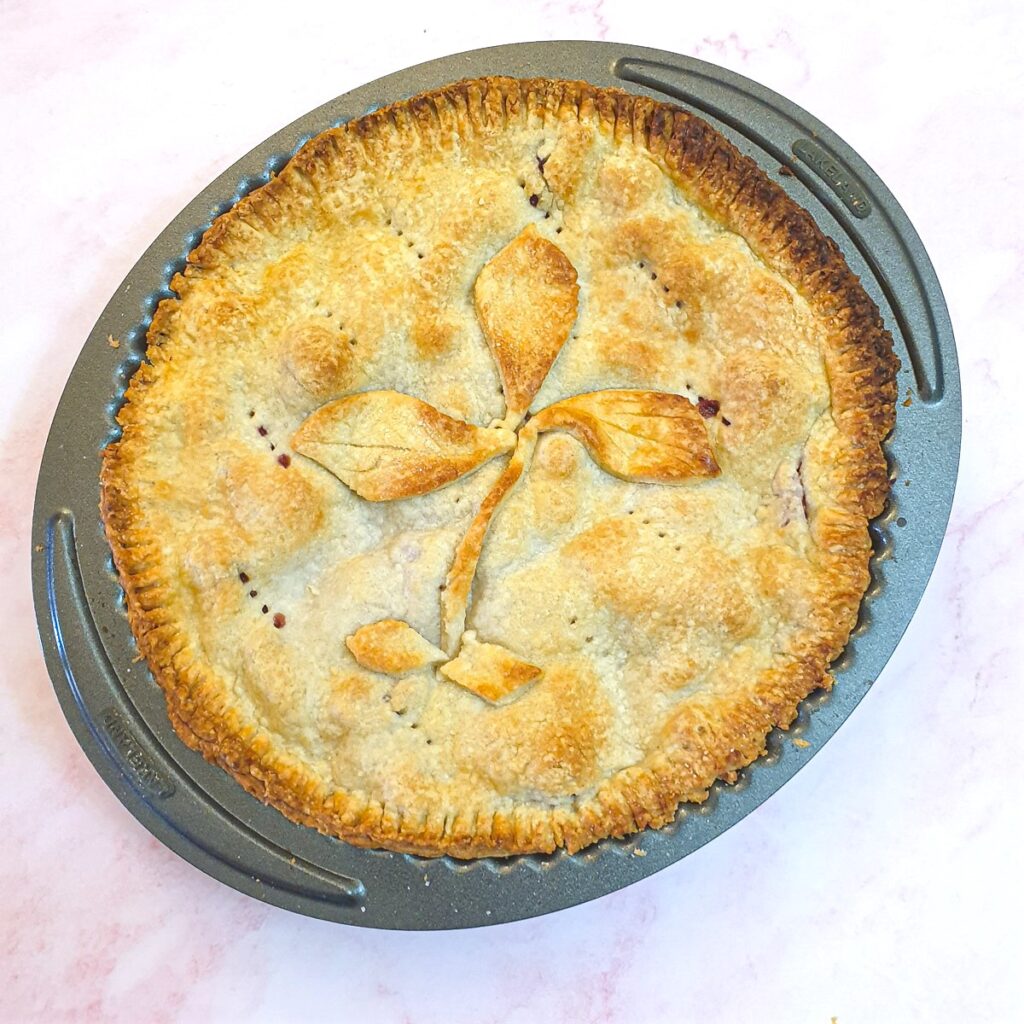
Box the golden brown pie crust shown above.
[100,77,897,858]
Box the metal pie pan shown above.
[31,40,960,930]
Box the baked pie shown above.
[101,78,897,857]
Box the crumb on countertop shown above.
[107,334,120,349]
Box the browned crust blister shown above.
[101,77,897,858]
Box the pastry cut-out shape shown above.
[292,390,515,501]
[439,631,542,703]
[346,619,447,675]
[474,224,579,426]
[531,389,720,482]
[440,429,538,654]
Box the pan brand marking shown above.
[791,139,872,218]
[101,708,175,798]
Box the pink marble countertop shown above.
[3,1,1021,1020]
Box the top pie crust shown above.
[100,77,897,858]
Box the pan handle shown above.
[614,57,948,405]
[42,510,366,908]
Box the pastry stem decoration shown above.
[440,425,538,655]
[292,225,719,702]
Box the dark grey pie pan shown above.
[31,40,960,930]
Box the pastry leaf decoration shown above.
[292,390,515,501]
[345,619,447,675]
[531,390,720,483]
[473,224,579,427]
[291,225,720,702]
[438,631,542,703]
